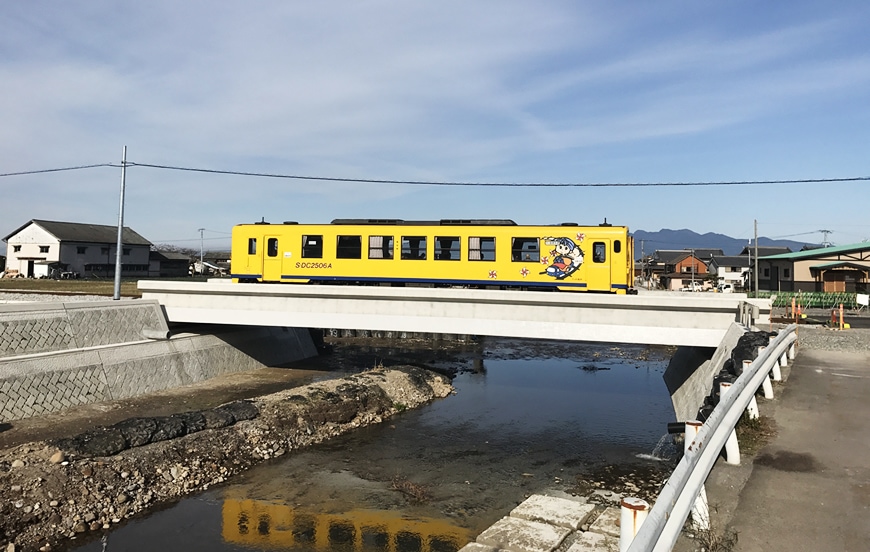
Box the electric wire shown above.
[3,159,868,188]
[0,163,115,177]
[127,162,870,187]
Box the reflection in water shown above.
[66,338,675,552]
[222,498,469,552]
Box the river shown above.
[68,337,678,552]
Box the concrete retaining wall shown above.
[0,301,318,422]
[0,300,170,358]
[664,322,747,422]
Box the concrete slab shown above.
[566,531,618,552]
[510,494,596,530]
[588,507,620,538]
[476,516,571,552]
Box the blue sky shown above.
[2,1,869,251]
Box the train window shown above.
[435,236,461,260]
[368,235,394,259]
[336,235,362,259]
[247,238,256,255]
[267,238,278,258]
[468,237,496,261]
[401,236,427,260]
[614,240,621,253]
[511,237,540,262]
[593,242,606,263]
[302,235,323,258]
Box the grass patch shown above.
[0,278,142,297]
[735,413,777,455]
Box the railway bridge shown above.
[137,280,770,347]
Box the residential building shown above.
[708,255,751,290]
[648,249,721,291]
[737,246,791,291]
[149,250,192,278]
[3,219,152,279]
[757,243,870,292]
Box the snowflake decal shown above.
[488,270,498,279]
[539,255,549,265]
[520,267,530,278]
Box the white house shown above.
[3,219,152,279]
[707,255,751,290]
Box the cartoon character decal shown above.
[541,235,585,280]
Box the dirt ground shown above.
[0,366,454,551]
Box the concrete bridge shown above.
[137,281,770,347]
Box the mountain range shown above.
[632,228,817,257]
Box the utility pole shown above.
[198,228,205,276]
[641,240,646,288]
[691,248,695,291]
[754,219,759,297]
[113,146,127,300]
[746,239,751,292]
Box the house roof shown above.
[739,246,791,257]
[150,250,191,261]
[4,219,151,246]
[761,242,870,261]
[709,256,751,267]
[653,249,723,263]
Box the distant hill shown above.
[632,228,817,257]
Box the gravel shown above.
[783,325,870,353]
[0,292,129,303]
[0,367,454,550]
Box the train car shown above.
[230,219,635,293]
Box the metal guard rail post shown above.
[626,324,798,552]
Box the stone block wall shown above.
[0,301,318,422]
[0,300,169,358]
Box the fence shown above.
[622,324,798,552]
[756,291,858,310]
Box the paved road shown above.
[669,325,870,552]
[726,347,870,551]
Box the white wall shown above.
[5,224,59,277]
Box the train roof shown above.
[330,218,518,226]
[239,219,625,227]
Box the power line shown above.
[0,163,116,177]
[128,162,870,188]
[2,159,868,188]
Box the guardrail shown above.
[622,324,798,552]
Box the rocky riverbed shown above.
[0,366,453,551]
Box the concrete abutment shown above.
[0,300,318,422]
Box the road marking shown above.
[831,372,863,378]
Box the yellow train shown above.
[230,219,635,293]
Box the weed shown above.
[393,402,407,412]
[688,504,738,552]
[735,413,776,455]
[693,525,738,552]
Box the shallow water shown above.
[69,338,677,552]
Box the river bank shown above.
[0,366,453,551]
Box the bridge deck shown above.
[138,281,770,347]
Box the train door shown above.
[262,235,282,282]
[587,239,612,291]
